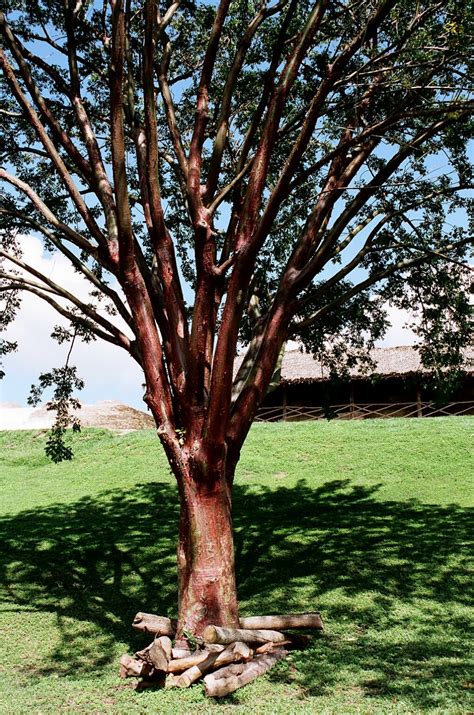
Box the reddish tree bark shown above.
[176,464,239,637]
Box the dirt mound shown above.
[78,401,155,430]
[0,400,154,431]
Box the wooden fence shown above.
[255,401,474,422]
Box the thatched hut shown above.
[250,345,474,421]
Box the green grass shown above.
[0,417,472,714]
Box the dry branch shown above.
[203,624,287,645]
[204,649,288,697]
[239,612,323,630]
[132,612,176,636]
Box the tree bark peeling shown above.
[177,471,239,637]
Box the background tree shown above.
[1,0,472,638]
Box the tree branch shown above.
[0,13,93,182]
[0,170,95,256]
[110,0,177,436]
[1,251,134,351]
[204,0,332,448]
[252,0,399,256]
[63,1,120,248]
[235,0,299,175]
[291,236,473,332]
[0,48,108,253]
[208,157,254,215]
[0,279,133,351]
[0,209,134,330]
[142,0,189,401]
[187,0,231,219]
[295,113,468,292]
[204,0,289,204]
[157,27,189,183]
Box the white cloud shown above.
[376,304,418,347]
[1,235,145,408]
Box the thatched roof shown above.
[235,345,474,385]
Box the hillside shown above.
[0,400,154,431]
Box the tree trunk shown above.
[176,465,239,638]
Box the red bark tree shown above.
[0,0,472,637]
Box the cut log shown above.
[119,654,153,679]
[134,644,152,661]
[175,642,253,688]
[132,612,177,636]
[175,664,206,689]
[171,647,192,659]
[240,613,323,631]
[147,639,169,671]
[204,649,288,697]
[168,645,225,673]
[255,641,278,654]
[203,625,287,645]
[206,662,247,680]
[157,635,173,661]
[134,635,173,671]
[228,641,253,661]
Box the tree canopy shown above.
[1,2,472,413]
[1,0,473,638]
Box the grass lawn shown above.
[0,417,472,714]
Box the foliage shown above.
[28,327,84,461]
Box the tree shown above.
[1,0,472,639]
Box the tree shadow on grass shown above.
[0,482,180,676]
[0,478,472,710]
[235,480,473,710]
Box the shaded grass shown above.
[0,417,472,713]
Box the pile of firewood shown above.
[120,611,324,698]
